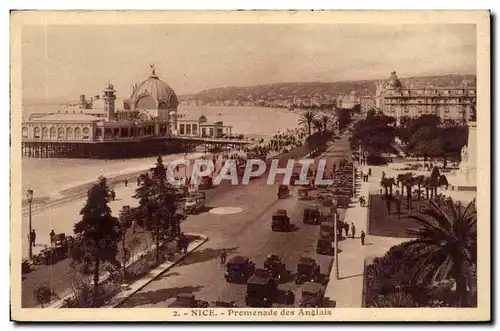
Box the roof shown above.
[130,68,178,109]
[31,113,102,122]
[299,257,316,265]
[302,282,323,294]
[227,255,249,264]
[247,274,270,285]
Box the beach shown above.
[21,104,303,201]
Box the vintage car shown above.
[184,192,206,215]
[263,254,287,281]
[303,206,320,225]
[316,235,334,255]
[225,255,255,283]
[299,282,326,307]
[212,300,238,307]
[298,188,310,200]
[245,274,278,307]
[271,209,292,232]
[170,294,209,308]
[277,184,290,199]
[198,176,213,190]
[295,257,320,285]
[32,233,72,265]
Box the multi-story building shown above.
[375,71,476,124]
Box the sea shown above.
[21,103,303,200]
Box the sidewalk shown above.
[324,163,408,307]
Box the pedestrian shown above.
[49,229,56,245]
[111,190,116,201]
[344,223,349,237]
[137,177,140,186]
[220,250,227,265]
[30,229,36,246]
[360,230,366,245]
[351,223,356,239]
[368,168,372,176]
[124,179,128,187]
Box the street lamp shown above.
[26,189,34,259]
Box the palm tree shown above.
[406,199,477,307]
[298,110,318,137]
[424,176,433,199]
[380,177,395,214]
[372,292,419,308]
[320,114,332,133]
[415,175,425,200]
[397,173,406,196]
[401,173,415,212]
[313,119,322,134]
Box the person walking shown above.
[124,179,128,187]
[49,229,56,245]
[136,177,140,186]
[220,250,228,266]
[351,223,356,239]
[360,230,366,245]
[30,229,37,247]
[344,223,349,237]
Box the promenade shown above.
[20,130,308,307]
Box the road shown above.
[119,134,352,308]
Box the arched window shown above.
[66,127,74,140]
[57,127,65,140]
[41,127,48,140]
[33,127,41,139]
[49,127,57,140]
[74,127,82,140]
[82,127,90,140]
[22,127,28,138]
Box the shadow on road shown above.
[177,246,239,267]
[119,285,204,308]
[154,271,181,282]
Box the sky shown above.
[21,24,477,101]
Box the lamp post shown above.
[26,189,33,260]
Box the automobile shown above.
[303,206,320,225]
[245,274,278,307]
[295,257,320,285]
[298,188,310,200]
[299,282,326,307]
[212,300,238,307]
[224,256,255,283]
[184,192,206,215]
[263,254,287,282]
[198,176,213,190]
[316,235,334,255]
[271,209,292,232]
[170,294,210,308]
[277,184,290,199]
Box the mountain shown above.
[178,74,476,107]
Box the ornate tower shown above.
[103,82,116,120]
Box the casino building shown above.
[375,71,476,125]
[22,67,184,158]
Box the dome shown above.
[198,115,207,123]
[385,71,402,90]
[130,68,179,110]
[169,110,177,116]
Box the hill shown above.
[179,74,476,108]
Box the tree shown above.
[73,176,121,307]
[414,175,425,200]
[400,173,415,212]
[133,157,179,262]
[298,110,318,136]
[313,119,322,134]
[118,206,134,279]
[372,292,419,308]
[319,114,332,133]
[438,175,449,189]
[380,177,396,214]
[430,167,441,197]
[407,199,477,307]
[33,285,58,307]
[335,108,352,131]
